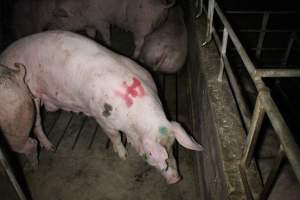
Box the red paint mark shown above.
[115,77,145,107]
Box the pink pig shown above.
[13,0,176,58]
[0,31,202,184]
[0,63,54,168]
[139,5,187,73]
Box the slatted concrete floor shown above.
[13,70,200,200]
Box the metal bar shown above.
[259,64,298,68]
[259,92,300,182]
[218,29,300,33]
[255,69,300,77]
[259,146,285,200]
[211,21,252,128]
[256,13,269,59]
[239,164,254,200]
[239,95,263,198]
[195,0,203,18]
[226,11,300,14]
[281,32,295,65]
[230,47,300,51]
[241,95,265,167]
[0,148,28,200]
[202,0,215,46]
[218,27,228,81]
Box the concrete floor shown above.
[24,112,198,200]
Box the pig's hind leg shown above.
[33,98,55,151]
[5,133,39,169]
[20,137,39,169]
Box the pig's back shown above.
[0,31,157,114]
[0,31,153,83]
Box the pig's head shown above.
[129,0,176,36]
[139,6,187,73]
[48,1,86,31]
[139,42,187,73]
[140,121,203,184]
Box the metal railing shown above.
[204,9,300,62]
[198,0,300,199]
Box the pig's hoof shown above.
[41,142,56,152]
[113,144,127,160]
[133,50,140,59]
[118,151,128,160]
[24,160,39,172]
[20,154,39,172]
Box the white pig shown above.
[0,31,202,184]
[139,6,187,73]
[13,0,176,58]
[0,63,54,168]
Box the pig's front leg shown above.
[33,98,55,151]
[133,37,144,59]
[85,26,97,38]
[95,21,111,46]
[101,126,127,160]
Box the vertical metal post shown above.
[239,94,265,200]
[202,0,215,46]
[218,27,228,82]
[260,92,300,182]
[195,0,203,18]
[0,148,28,200]
[281,32,295,66]
[241,94,265,167]
[256,13,270,59]
[259,146,285,200]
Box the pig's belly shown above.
[41,94,87,114]
[28,74,91,116]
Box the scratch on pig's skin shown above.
[102,103,113,117]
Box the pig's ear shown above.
[171,121,203,151]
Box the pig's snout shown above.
[166,173,181,184]
[161,167,181,184]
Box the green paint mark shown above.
[159,126,168,136]
[143,154,148,161]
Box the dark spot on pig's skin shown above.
[102,103,113,117]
